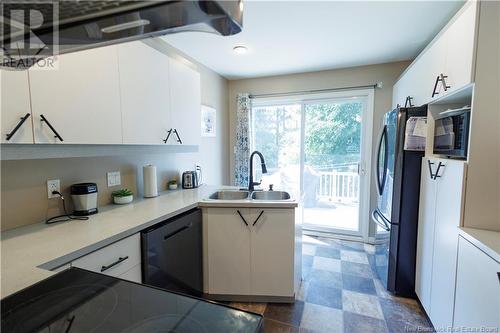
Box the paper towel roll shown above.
[143,165,158,198]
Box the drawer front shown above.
[119,264,142,284]
[72,233,141,277]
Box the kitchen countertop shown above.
[458,227,500,263]
[1,185,297,299]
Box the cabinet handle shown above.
[440,73,451,91]
[236,210,249,226]
[404,96,414,108]
[252,210,264,226]
[163,129,173,144]
[64,315,75,333]
[173,128,183,144]
[432,73,451,98]
[40,114,63,142]
[100,256,129,272]
[427,160,435,180]
[433,162,445,180]
[5,113,30,141]
[432,75,440,98]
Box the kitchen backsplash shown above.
[0,152,221,231]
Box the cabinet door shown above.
[250,208,295,297]
[415,158,438,313]
[118,41,171,145]
[429,159,466,329]
[72,233,141,278]
[206,208,251,295]
[454,237,500,329]
[444,2,477,94]
[119,264,142,284]
[29,46,122,144]
[1,69,33,143]
[168,58,201,146]
[421,37,447,103]
[392,79,403,109]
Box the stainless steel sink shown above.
[251,191,291,201]
[208,191,250,200]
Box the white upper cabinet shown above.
[443,1,478,95]
[118,41,171,145]
[29,46,122,144]
[393,1,478,107]
[1,69,33,143]
[168,58,201,146]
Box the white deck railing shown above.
[317,171,359,203]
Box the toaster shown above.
[182,171,199,189]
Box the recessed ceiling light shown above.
[233,45,248,55]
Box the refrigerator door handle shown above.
[376,125,388,195]
[372,209,391,231]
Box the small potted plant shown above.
[112,188,134,205]
[168,178,178,190]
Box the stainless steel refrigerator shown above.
[372,105,427,297]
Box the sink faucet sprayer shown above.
[248,151,267,192]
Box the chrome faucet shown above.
[248,151,267,192]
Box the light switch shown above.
[107,171,121,187]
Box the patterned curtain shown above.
[234,93,252,187]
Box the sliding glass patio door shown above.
[251,90,373,238]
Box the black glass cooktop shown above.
[1,268,263,333]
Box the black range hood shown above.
[1,0,243,69]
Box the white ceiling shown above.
[162,1,464,80]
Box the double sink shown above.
[208,190,291,201]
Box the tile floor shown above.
[227,235,433,333]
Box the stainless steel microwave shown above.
[433,107,471,159]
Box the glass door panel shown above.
[302,99,364,234]
[251,103,302,198]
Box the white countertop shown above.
[1,185,297,299]
[459,227,500,263]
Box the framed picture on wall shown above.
[201,105,216,137]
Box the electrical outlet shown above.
[107,171,121,187]
[47,179,60,198]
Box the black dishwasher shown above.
[141,208,203,296]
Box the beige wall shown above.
[1,48,229,231]
[227,61,410,236]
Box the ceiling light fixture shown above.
[233,45,248,55]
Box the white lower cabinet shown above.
[206,207,252,295]
[119,264,142,284]
[415,158,438,312]
[453,236,500,329]
[250,209,295,297]
[204,207,295,298]
[71,233,141,283]
[416,157,466,328]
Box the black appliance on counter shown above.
[141,208,203,296]
[1,268,263,333]
[372,105,427,297]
